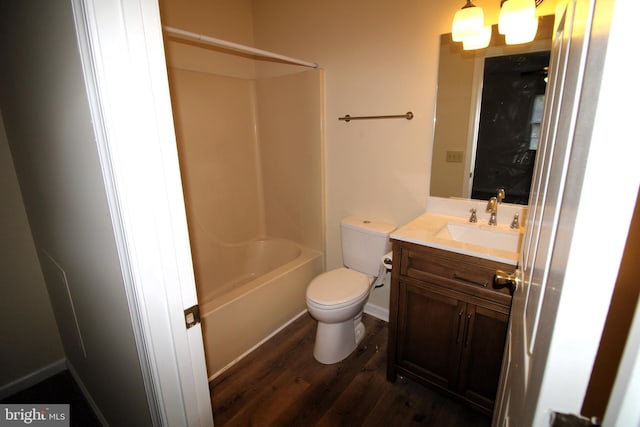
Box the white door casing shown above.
[71,0,214,425]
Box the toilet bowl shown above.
[305,216,395,364]
[306,267,372,364]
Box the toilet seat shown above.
[306,267,371,308]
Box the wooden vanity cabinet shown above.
[387,240,514,414]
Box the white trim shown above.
[0,359,66,400]
[71,0,213,426]
[70,1,164,424]
[67,362,109,426]
[364,303,389,322]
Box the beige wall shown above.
[0,114,64,388]
[160,0,557,296]
[162,0,450,270]
[251,0,463,270]
[160,0,258,80]
[430,36,476,199]
[251,0,557,270]
[159,0,255,45]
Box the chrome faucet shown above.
[486,197,498,226]
[486,189,505,226]
[469,208,477,223]
[511,213,520,229]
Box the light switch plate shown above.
[446,150,464,163]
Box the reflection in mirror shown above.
[472,50,549,203]
[430,15,554,205]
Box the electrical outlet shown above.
[446,150,464,163]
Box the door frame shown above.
[71,0,213,425]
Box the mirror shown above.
[430,15,554,205]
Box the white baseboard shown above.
[66,362,108,426]
[0,358,67,400]
[364,302,389,322]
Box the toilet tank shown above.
[341,216,396,276]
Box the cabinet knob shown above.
[494,269,520,292]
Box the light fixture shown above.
[451,0,543,50]
[499,0,539,45]
[451,0,486,42]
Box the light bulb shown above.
[463,25,492,50]
[452,2,485,42]
[498,0,538,44]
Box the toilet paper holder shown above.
[382,251,393,270]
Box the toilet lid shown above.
[307,267,371,306]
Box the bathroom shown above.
[156,0,451,378]
[1,0,637,426]
[158,0,636,422]
[158,0,640,422]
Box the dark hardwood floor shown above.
[210,313,491,426]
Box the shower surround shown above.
[165,41,324,377]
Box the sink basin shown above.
[435,222,521,253]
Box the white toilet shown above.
[306,216,395,364]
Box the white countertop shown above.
[390,212,520,265]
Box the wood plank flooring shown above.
[210,313,491,426]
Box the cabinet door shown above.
[457,303,510,411]
[396,279,465,391]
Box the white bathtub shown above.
[198,238,323,379]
